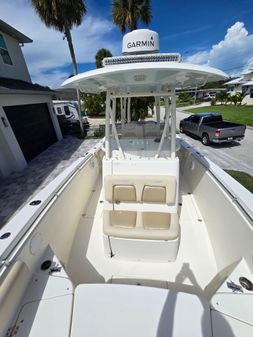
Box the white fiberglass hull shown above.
[0,138,253,337]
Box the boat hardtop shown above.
[0,29,253,337]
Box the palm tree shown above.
[30,0,86,137]
[95,48,113,68]
[237,92,246,105]
[112,0,152,33]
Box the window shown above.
[64,105,71,116]
[0,34,13,65]
[190,116,200,123]
[57,107,62,114]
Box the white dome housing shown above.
[122,29,159,55]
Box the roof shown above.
[224,77,245,85]
[0,20,32,43]
[242,81,253,86]
[61,62,228,95]
[241,70,253,75]
[55,88,78,101]
[0,77,54,94]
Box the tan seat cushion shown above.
[114,185,136,203]
[143,212,170,229]
[103,211,179,240]
[110,211,136,228]
[142,186,166,203]
[104,175,177,204]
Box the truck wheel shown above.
[179,124,184,133]
[202,133,210,146]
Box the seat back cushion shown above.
[110,210,137,228]
[114,185,136,203]
[142,186,166,203]
[104,175,177,205]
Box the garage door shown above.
[4,103,57,162]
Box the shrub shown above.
[94,124,105,138]
[178,92,192,103]
[82,93,105,116]
[216,91,229,104]
[230,95,239,106]
[210,98,216,106]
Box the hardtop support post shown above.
[155,96,161,137]
[124,97,127,123]
[155,96,160,130]
[105,91,111,159]
[112,98,116,120]
[127,97,131,123]
[120,98,125,127]
[171,87,176,159]
[109,99,125,159]
[155,96,170,158]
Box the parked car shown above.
[179,112,246,145]
[203,93,216,101]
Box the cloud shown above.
[186,22,253,76]
[0,1,120,87]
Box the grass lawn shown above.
[225,170,253,193]
[187,105,253,126]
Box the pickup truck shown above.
[179,112,246,145]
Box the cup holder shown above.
[239,277,253,291]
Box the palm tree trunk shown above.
[129,1,136,31]
[64,24,85,138]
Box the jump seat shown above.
[103,175,180,261]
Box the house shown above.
[224,69,253,105]
[0,20,62,177]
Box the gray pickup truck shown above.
[179,112,246,145]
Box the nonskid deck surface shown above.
[67,175,217,296]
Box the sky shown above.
[1,0,253,88]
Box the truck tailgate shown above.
[219,125,246,138]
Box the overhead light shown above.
[134,75,146,82]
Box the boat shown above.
[0,29,253,337]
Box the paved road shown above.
[175,109,253,176]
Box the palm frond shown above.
[112,0,152,33]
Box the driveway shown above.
[176,109,253,176]
[0,137,99,228]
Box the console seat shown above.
[103,211,179,240]
[103,210,180,261]
[103,174,180,261]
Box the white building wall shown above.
[0,93,62,177]
[0,127,19,177]
[0,31,31,82]
[242,94,253,105]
